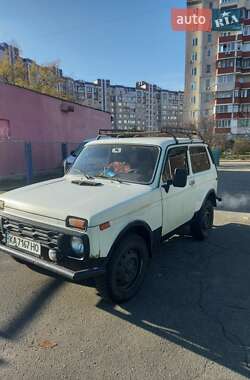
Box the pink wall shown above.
[0,83,111,178]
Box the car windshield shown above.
[69,143,160,184]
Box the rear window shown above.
[189,146,211,173]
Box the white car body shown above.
[0,136,218,299]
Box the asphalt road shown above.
[218,161,250,213]
[0,163,250,379]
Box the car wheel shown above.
[191,199,214,241]
[95,234,149,303]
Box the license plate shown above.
[6,233,41,256]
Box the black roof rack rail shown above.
[160,128,204,143]
[98,128,204,144]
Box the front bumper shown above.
[0,244,106,282]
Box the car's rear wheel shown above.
[191,199,214,240]
[95,234,149,303]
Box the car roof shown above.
[86,137,204,148]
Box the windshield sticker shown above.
[112,148,122,153]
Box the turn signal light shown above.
[0,200,4,210]
[66,217,88,230]
[99,221,111,231]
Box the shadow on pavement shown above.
[97,223,250,378]
[0,358,8,367]
[0,279,63,341]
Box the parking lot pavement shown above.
[0,165,250,379]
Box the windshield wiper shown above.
[70,169,95,180]
[95,174,122,183]
[71,179,102,187]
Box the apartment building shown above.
[215,0,250,135]
[184,0,219,133]
[73,79,183,130]
[185,0,250,137]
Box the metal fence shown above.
[0,140,79,189]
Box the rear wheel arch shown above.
[203,189,217,208]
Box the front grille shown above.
[1,217,61,249]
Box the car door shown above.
[161,145,195,236]
[188,145,217,212]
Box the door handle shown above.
[189,179,195,186]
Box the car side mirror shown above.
[173,169,187,188]
[70,150,76,157]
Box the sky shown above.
[0,0,186,90]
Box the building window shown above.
[239,119,250,128]
[207,48,211,57]
[218,59,234,68]
[192,38,198,46]
[207,34,212,43]
[244,26,250,36]
[206,64,211,73]
[217,91,233,99]
[217,74,235,84]
[216,119,231,128]
[216,105,229,113]
[192,67,197,76]
[191,52,198,62]
[242,58,250,68]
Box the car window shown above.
[189,146,211,173]
[162,146,189,183]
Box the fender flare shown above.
[107,220,157,258]
[198,190,217,212]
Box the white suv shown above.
[0,132,219,303]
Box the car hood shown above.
[1,177,153,227]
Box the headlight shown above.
[71,236,85,258]
[0,200,4,210]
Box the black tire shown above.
[191,199,214,241]
[95,234,149,303]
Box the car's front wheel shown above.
[95,234,149,303]
[191,199,214,240]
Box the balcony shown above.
[216,97,233,104]
[235,97,250,104]
[235,81,250,88]
[217,67,235,74]
[215,113,232,119]
[241,67,250,73]
[241,51,250,57]
[217,52,236,59]
[242,35,250,42]
[214,127,231,134]
[219,36,236,43]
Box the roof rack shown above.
[98,128,204,144]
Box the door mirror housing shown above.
[173,169,187,188]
